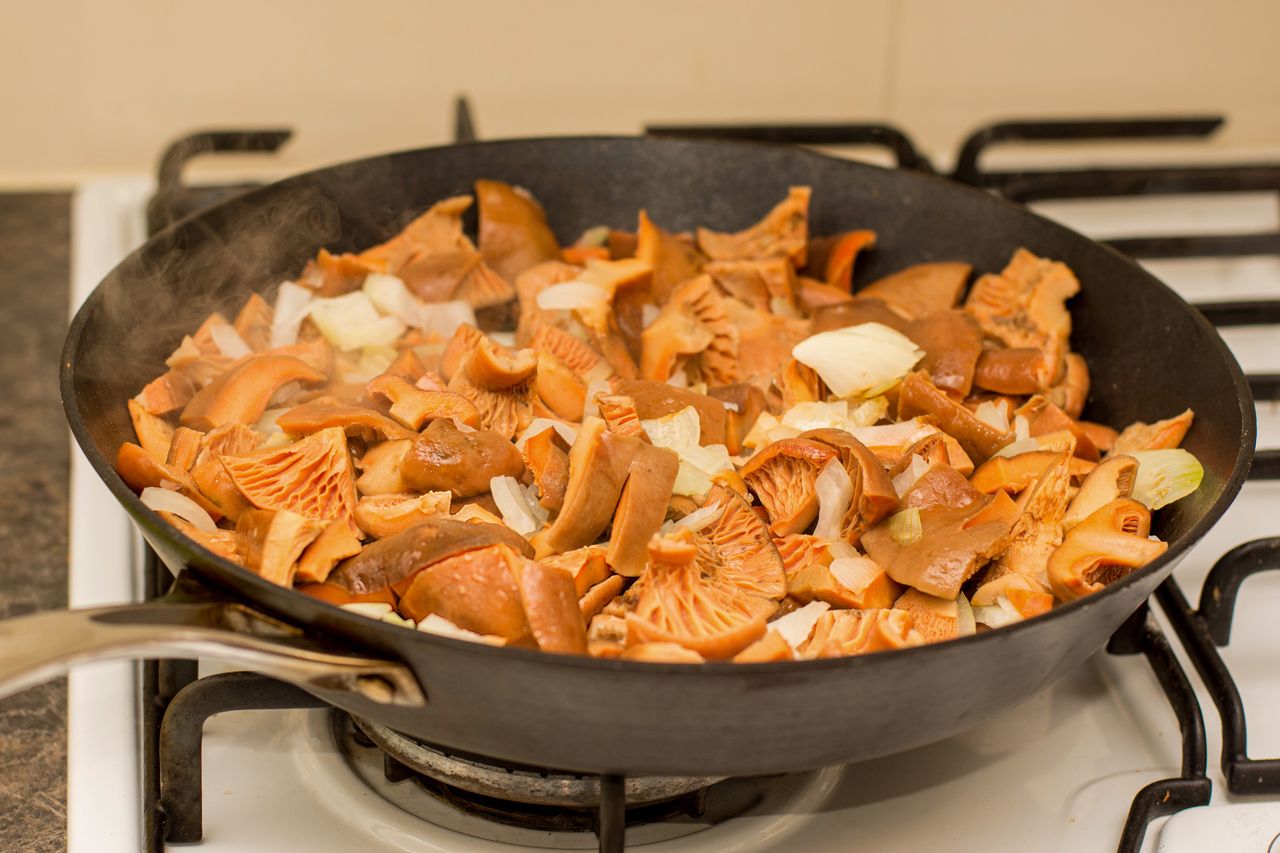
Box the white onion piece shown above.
[813,459,854,540]
[641,304,662,329]
[255,406,290,435]
[974,400,1011,433]
[848,419,936,450]
[993,437,1040,459]
[210,323,252,359]
[1014,414,1031,442]
[770,602,830,650]
[309,291,405,352]
[417,614,506,645]
[826,540,859,560]
[381,612,416,629]
[955,593,976,637]
[341,602,393,620]
[721,400,740,413]
[891,455,931,498]
[269,281,313,348]
[267,381,301,409]
[416,373,446,391]
[140,487,217,533]
[673,502,725,533]
[792,323,924,398]
[419,300,476,340]
[829,555,882,593]
[448,416,477,433]
[1130,449,1205,510]
[973,596,1023,629]
[490,475,543,536]
[536,281,610,312]
[666,366,689,388]
[515,418,577,450]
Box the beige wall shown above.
[2,0,1278,187]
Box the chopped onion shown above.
[582,379,612,420]
[992,437,1040,459]
[641,304,662,329]
[448,416,477,433]
[140,487,217,533]
[848,418,936,450]
[792,323,924,399]
[309,291,405,352]
[341,602,393,620]
[1014,414,1031,442]
[666,366,689,388]
[643,406,730,496]
[955,593,976,637]
[770,602,830,650]
[826,540,859,560]
[536,281,610,313]
[673,502,725,533]
[515,418,578,449]
[381,612,416,629]
[782,400,850,432]
[419,300,476,340]
[642,406,702,451]
[270,281,313,348]
[261,432,293,449]
[255,406,290,435]
[974,400,1011,433]
[1130,449,1204,510]
[721,400,741,413]
[887,507,923,546]
[490,475,546,536]
[489,331,517,348]
[973,595,1023,629]
[829,555,882,593]
[575,225,610,247]
[266,381,301,409]
[417,614,506,645]
[210,323,252,359]
[891,454,931,498]
[813,458,854,540]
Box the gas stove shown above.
[67,108,1280,852]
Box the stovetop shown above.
[66,110,1280,852]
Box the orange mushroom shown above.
[521,426,571,514]
[635,209,705,304]
[221,426,358,528]
[704,257,798,311]
[740,438,839,536]
[695,186,811,266]
[127,398,175,464]
[973,347,1049,395]
[295,520,364,584]
[275,398,417,442]
[796,608,922,658]
[801,429,901,546]
[366,374,480,431]
[856,261,971,320]
[475,180,561,283]
[235,508,327,587]
[181,354,325,431]
[400,418,525,498]
[354,492,452,539]
[1113,409,1195,454]
[1047,498,1167,602]
[896,370,1014,462]
[605,442,680,577]
[447,339,537,438]
[1063,454,1139,531]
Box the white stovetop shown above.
[66,174,1280,853]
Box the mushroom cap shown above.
[797,608,923,658]
[1047,498,1167,602]
[856,261,971,321]
[401,418,526,498]
[696,186,811,266]
[476,179,561,283]
[702,484,787,601]
[221,426,359,528]
[740,438,839,537]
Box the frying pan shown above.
[0,136,1255,777]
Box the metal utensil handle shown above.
[0,601,425,706]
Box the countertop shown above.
[0,192,71,852]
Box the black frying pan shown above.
[1,136,1255,777]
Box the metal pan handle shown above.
[0,599,425,707]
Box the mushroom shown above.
[1063,454,1139,531]
[447,338,537,439]
[529,323,610,382]
[1080,420,1119,455]
[892,588,962,643]
[1113,409,1195,454]
[797,277,855,315]
[181,354,325,431]
[964,248,1079,385]
[740,438,839,536]
[970,450,1096,495]
[233,293,274,352]
[733,630,794,663]
[188,423,262,522]
[267,337,338,379]
[221,426,359,528]
[1047,498,1167,602]
[704,257,798,311]
[801,428,901,545]
[605,442,680,576]
[722,299,812,392]
[807,230,877,292]
[366,375,480,431]
[983,451,1073,591]
[900,463,983,512]
[330,516,533,595]
[475,180,561,283]
[702,484,788,602]
[515,261,581,345]
[235,508,327,587]
[620,642,706,664]
[296,581,394,608]
[165,427,203,471]
[696,186,811,266]
[381,348,427,384]
[354,439,413,496]
[861,490,1020,599]
[396,543,535,643]
[706,383,767,456]
[896,370,1014,462]
[542,544,612,596]
[275,399,417,442]
[640,274,739,385]
[135,369,198,416]
[1015,395,1100,461]
[810,296,908,334]
[295,520,364,584]
[776,358,824,409]
[610,379,728,446]
[521,426,571,513]
[354,492,452,539]
[160,512,240,562]
[127,398,175,464]
[115,442,222,519]
[973,347,1049,395]
[358,195,475,273]
[788,553,900,610]
[855,261,971,321]
[772,533,840,579]
[439,323,498,383]
[903,310,984,398]
[532,418,641,557]
[594,392,645,438]
[510,557,589,654]
[970,573,1054,621]
[401,418,526,498]
[635,209,706,304]
[453,258,517,309]
[534,351,587,422]
[796,608,922,658]
[624,530,773,660]
[580,574,625,623]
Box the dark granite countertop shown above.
[0,192,71,853]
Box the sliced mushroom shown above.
[221,426,358,528]
[366,375,480,431]
[160,512,240,562]
[382,348,427,384]
[359,195,475,273]
[542,544,612,596]
[624,530,772,660]
[740,438,839,536]
[355,492,452,539]
[398,250,481,303]
[579,574,625,623]
[621,642,706,664]
[723,299,812,392]
[476,180,561,283]
[704,257,798,311]
[732,630,794,663]
[439,323,497,383]
[970,573,1054,620]
[896,370,1013,462]
[856,262,971,321]
[635,209,705,304]
[901,463,983,512]
[807,230,877,292]
[354,439,413,496]
[973,347,1049,395]
[448,339,537,438]
[534,351,587,422]
[964,248,1079,385]
[181,355,325,431]
[115,442,222,519]
[1015,395,1100,461]
[515,261,581,345]
[892,588,961,643]
[296,581,394,608]
[188,423,262,522]
[788,553,900,610]
[702,484,787,601]
[1079,421,1119,455]
[606,443,680,577]
[166,426,203,471]
[696,186,810,266]
[810,296,908,334]
[521,426,571,514]
[331,516,533,594]
[611,379,728,446]
[970,449,1096,495]
[801,428,901,546]
[529,323,609,381]
[233,293,274,352]
[1113,409,1195,454]
[706,383,767,456]
[509,557,589,654]
[796,608,922,658]
[903,310,984,398]
[127,398,175,464]
[397,543,535,644]
[1046,352,1090,418]
[640,274,739,384]
[594,392,645,438]
[235,508,326,587]
[275,399,417,442]
[1047,498,1167,602]
[772,533,839,579]
[533,418,641,557]
[861,490,1020,599]
[135,369,198,416]
[797,277,855,315]
[1063,454,1138,531]
[295,520,364,584]
[983,451,1073,591]
[454,259,517,309]
[401,418,525,498]
[776,358,824,409]
[267,337,338,380]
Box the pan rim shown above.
[61,133,1257,675]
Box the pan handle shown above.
[0,599,426,707]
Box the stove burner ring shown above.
[351,716,723,808]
